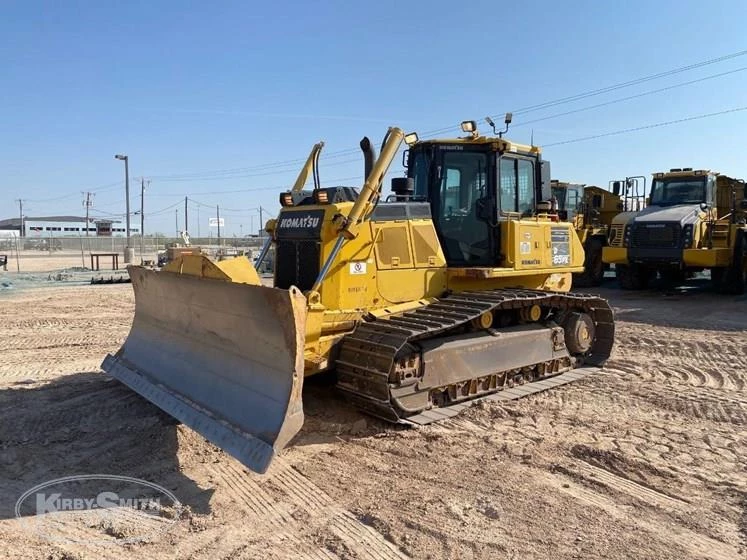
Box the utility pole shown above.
[15,199,24,237]
[184,196,188,234]
[216,205,221,241]
[83,192,94,236]
[259,207,263,240]
[175,209,179,238]
[140,178,146,262]
[197,206,201,238]
[114,154,132,262]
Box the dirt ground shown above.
[0,272,745,559]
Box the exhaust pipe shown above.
[360,137,377,181]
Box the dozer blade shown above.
[102,266,306,474]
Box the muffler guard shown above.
[102,266,306,474]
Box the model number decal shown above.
[550,226,571,267]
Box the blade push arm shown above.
[291,142,324,192]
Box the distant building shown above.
[0,216,138,237]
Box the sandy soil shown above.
[0,275,745,559]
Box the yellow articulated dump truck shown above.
[103,120,615,473]
[603,168,747,292]
[550,181,623,286]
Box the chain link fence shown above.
[11,235,268,254]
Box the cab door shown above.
[432,149,494,266]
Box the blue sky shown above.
[3,0,747,236]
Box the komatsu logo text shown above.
[276,209,325,239]
[279,215,321,229]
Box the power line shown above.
[493,48,747,118]
[147,174,362,199]
[512,65,747,129]
[26,181,122,203]
[146,200,183,217]
[142,48,747,181]
[16,47,747,208]
[151,156,361,183]
[544,105,747,147]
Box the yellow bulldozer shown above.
[550,180,623,286]
[603,168,747,292]
[103,121,615,473]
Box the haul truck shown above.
[603,168,747,292]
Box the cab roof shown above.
[551,180,585,189]
[413,135,541,156]
[653,168,715,178]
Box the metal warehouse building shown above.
[0,216,137,237]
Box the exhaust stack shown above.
[360,137,377,181]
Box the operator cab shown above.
[550,180,585,222]
[403,121,551,266]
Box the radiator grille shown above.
[630,223,681,248]
[275,240,320,291]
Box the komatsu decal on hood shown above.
[633,204,700,225]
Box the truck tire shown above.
[616,263,651,290]
[710,268,724,290]
[574,238,605,288]
[719,231,747,295]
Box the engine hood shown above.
[632,204,701,225]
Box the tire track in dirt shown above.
[210,459,408,560]
[540,471,740,560]
[606,356,745,392]
[1,318,95,330]
[209,461,337,560]
[268,460,408,560]
[611,334,746,391]
[0,356,107,383]
[571,459,690,509]
[5,334,124,351]
[646,391,747,425]
[8,390,145,444]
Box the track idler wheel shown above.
[562,312,595,355]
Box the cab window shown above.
[499,156,535,215]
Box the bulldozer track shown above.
[336,289,614,423]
